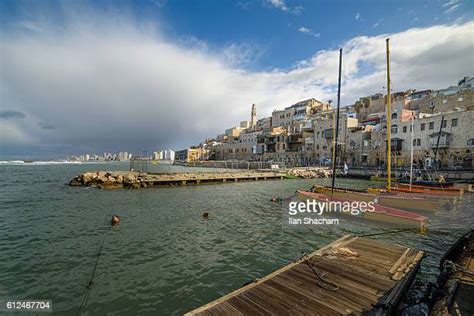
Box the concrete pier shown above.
[69,171,286,189]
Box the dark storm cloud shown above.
[0,10,473,156]
[0,110,26,119]
[38,122,56,130]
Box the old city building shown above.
[178,77,473,169]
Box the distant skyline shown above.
[1,0,473,159]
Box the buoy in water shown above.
[202,212,209,219]
[111,215,121,226]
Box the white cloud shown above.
[443,0,458,7]
[1,13,473,155]
[298,26,320,38]
[373,18,383,28]
[267,0,303,14]
[444,3,460,13]
[355,12,360,20]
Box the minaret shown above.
[250,103,257,128]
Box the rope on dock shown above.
[302,254,339,291]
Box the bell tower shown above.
[250,103,256,128]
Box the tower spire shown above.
[251,103,256,128]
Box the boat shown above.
[397,183,464,194]
[312,185,444,212]
[297,190,428,229]
[431,230,474,315]
[398,180,454,187]
[390,185,463,196]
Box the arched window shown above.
[391,125,398,134]
[349,140,356,149]
[391,113,398,120]
[468,139,474,146]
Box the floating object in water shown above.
[111,215,121,226]
[202,212,209,219]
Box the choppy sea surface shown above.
[0,161,472,315]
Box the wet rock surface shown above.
[286,167,332,179]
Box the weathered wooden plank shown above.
[185,235,424,315]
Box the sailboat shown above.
[296,47,432,225]
[312,39,450,212]
[368,39,464,197]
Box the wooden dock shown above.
[186,235,424,315]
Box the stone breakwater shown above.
[69,170,288,189]
[69,171,144,189]
[286,167,332,179]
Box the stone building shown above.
[175,148,199,162]
[271,98,328,128]
[312,110,358,165]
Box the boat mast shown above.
[434,115,445,161]
[431,114,446,180]
[409,112,414,190]
[386,38,392,192]
[331,48,343,196]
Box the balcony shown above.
[288,134,303,143]
[302,121,313,131]
[429,131,451,148]
[389,138,403,152]
[323,128,333,139]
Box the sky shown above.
[1,0,473,159]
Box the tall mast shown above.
[386,38,392,192]
[331,48,342,196]
[409,112,414,190]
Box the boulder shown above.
[69,177,83,186]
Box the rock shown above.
[69,177,82,186]
[130,182,140,189]
[287,167,331,179]
[124,172,137,182]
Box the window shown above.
[413,139,416,146]
[410,125,413,132]
[417,139,421,146]
[391,125,398,133]
[391,113,398,120]
[420,123,425,131]
[468,139,474,146]
[452,118,458,127]
[429,122,434,130]
[442,120,447,128]
[403,126,407,133]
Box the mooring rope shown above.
[77,227,110,315]
[304,255,339,291]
